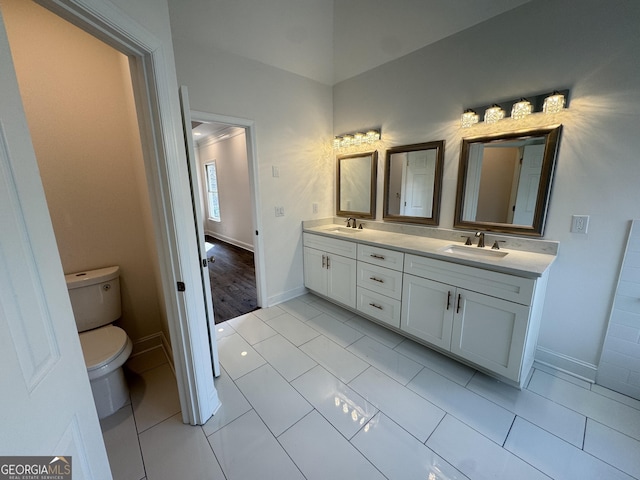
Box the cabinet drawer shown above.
[357,287,401,328]
[357,244,404,271]
[404,254,535,305]
[303,232,357,258]
[357,262,403,300]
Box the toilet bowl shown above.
[79,325,133,418]
[66,266,133,419]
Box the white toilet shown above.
[65,266,133,419]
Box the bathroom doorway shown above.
[1,0,220,427]
[188,111,267,322]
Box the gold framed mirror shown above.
[454,125,562,236]
[336,150,378,219]
[383,141,444,225]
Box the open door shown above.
[179,85,220,377]
[0,10,111,477]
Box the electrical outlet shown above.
[571,215,589,234]
[275,206,285,217]
[312,203,318,214]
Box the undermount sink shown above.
[330,227,362,234]
[440,244,508,259]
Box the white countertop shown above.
[303,223,557,278]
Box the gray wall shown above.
[333,0,640,378]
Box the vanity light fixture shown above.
[484,104,505,124]
[461,89,569,128]
[461,109,479,128]
[511,98,533,119]
[333,129,381,150]
[543,91,566,114]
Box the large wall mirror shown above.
[454,125,562,236]
[336,150,378,219]
[383,141,444,225]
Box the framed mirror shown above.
[336,150,378,219]
[454,125,562,236]
[383,141,445,225]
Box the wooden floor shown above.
[205,236,257,324]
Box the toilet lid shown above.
[79,325,128,371]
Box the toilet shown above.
[65,266,133,419]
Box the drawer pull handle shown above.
[446,291,451,310]
[456,294,462,314]
[369,276,384,283]
[370,254,386,260]
[369,302,383,310]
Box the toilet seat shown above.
[79,325,132,379]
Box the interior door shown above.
[179,85,220,377]
[512,144,544,226]
[401,149,435,217]
[0,11,111,477]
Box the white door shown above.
[401,150,435,217]
[0,12,111,478]
[179,86,221,377]
[512,144,544,226]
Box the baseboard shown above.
[205,231,254,252]
[535,345,598,383]
[267,285,308,307]
[131,331,174,370]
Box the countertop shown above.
[303,223,557,278]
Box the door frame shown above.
[36,0,220,425]
[190,110,267,309]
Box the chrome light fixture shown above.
[461,109,479,128]
[333,129,381,150]
[484,105,505,124]
[543,91,565,114]
[511,98,533,119]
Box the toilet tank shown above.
[65,266,121,332]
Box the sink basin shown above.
[440,244,508,259]
[330,227,362,234]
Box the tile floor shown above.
[101,293,640,480]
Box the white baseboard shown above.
[205,231,254,252]
[535,345,598,383]
[131,331,174,370]
[267,286,308,307]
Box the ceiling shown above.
[168,0,532,86]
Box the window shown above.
[205,161,220,221]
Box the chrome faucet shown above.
[475,231,485,248]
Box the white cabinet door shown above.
[401,274,454,350]
[304,246,356,308]
[326,253,357,308]
[303,247,328,296]
[451,289,529,382]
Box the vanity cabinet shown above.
[302,229,550,388]
[403,254,541,384]
[303,233,357,308]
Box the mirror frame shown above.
[454,125,562,236]
[336,150,378,219]
[383,140,445,225]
